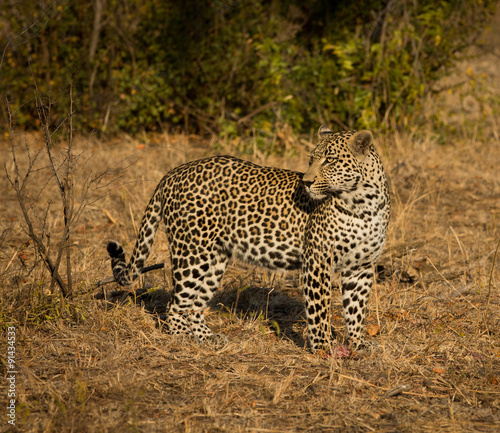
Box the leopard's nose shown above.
[303,179,314,188]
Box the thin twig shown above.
[94,263,166,288]
[484,238,499,337]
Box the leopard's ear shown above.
[318,125,333,139]
[349,130,373,156]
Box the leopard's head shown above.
[302,126,374,200]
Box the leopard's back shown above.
[161,156,315,271]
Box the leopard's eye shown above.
[324,156,337,164]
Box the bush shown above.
[0,0,495,139]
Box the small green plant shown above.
[74,378,88,410]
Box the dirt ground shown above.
[1,10,500,433]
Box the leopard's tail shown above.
[106,240,131,286]
[106,178,166,287]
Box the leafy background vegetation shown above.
[0,0,495,138]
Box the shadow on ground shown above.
[95,282,307,348]
[93,260,413,352]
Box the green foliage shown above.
[1,281,87,328]
[0,0,495,138]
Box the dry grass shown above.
[0,122,499,433]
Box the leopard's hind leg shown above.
[165,248,230,344]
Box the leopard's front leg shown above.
[341,266,374,349]
[303,254,335,352]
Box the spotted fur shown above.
[107,126,390,351]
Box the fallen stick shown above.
[94,263,165,288]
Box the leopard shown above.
[106,126,390,353]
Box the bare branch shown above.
[89,0,106,64]
[6,101,68,297]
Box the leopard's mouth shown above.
[325,189,342,198]
[305,186,327,200]
[304,182,340,200]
